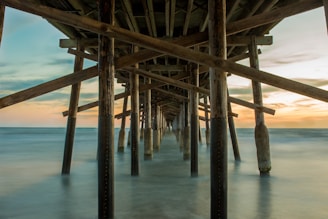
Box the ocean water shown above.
[0,127,328,219]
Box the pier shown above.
[0,0,328,218]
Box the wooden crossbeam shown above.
[125,66,276,115]
[1,0,327,111]
[0,66,98,109]
[3,0,325,103]
[62,72,190,116]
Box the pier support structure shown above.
[183,89,190,160]
[130,46,140,176]
[153,103,161,151]
[117,88,128,153]
[97,0,115,217]
[208,0,228,218]
[249,36,271,175]
[61,40,84,175]
[227,90,241,161]
[204,96,210,146]
[190,63,199,176]
[144,77,153,160]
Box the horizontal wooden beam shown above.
[1,0,327,111]
[227,36,272,46]
[0,66,98,109]
[60,38,98,48]
[226,0,323,35]
[125,67,276,115]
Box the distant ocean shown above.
[1,127,328,219]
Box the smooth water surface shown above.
[1,128,328,218]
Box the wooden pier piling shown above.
[117,89,128,153]
[97,0,115,217]
[209,0,228,218]
[183,90,190,160]
[249,36,271,175]
[61,41,84,175]
[190,63,199,176]
[144,77,153,160]
[153,104,161,151]
[130,47,140,176]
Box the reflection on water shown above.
[0,128,328,218]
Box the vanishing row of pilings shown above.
[59,0,272,217]
[0,1,272,219]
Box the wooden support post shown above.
[61,41,84,175]
[130,47,140,176]
[198,120,202,144]
[227,90,241,161]
[179,103,184,152]
[183,89,190,161]
[190,63,199,176]
[98,0,115,218]
[153,104,161,151]
[144,77,153,160]
[209,0,228,218]
[117,89,128,153]
[249,36,271,175]
[175,112,180,142]
[140,109,144,140]
[204,96,210,146]
[0,5,5,47]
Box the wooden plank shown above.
[183,0,194,35]
[0,65,98,109]
[0,5,5,47]
[68,48,97,61]
[227,0,323,35]
[228,36,272,46]
[60,38,98,48]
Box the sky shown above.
[0,7,328,128]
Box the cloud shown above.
[46,58,74,66]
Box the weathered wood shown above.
[249,36,271,175]
[0,5,5,47]
[324,0,328,32]
[130,46,140,176]
[209,0,227,218]
[62,71,190,116]
[226,0,323,35]
[97,0,115,218]
[204,96,210,146]
[153,104,161,151]
[227,90,241,161]
[125,66,276,115]
[183,89,190,160]
[227,36,272,46]
[2,0,327,110]
[144,77,153,160]
[62,41,84,175]
[190,63,199,177]
[60,38,98,48]
[117,89,128,153]
[0,65,98,109]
